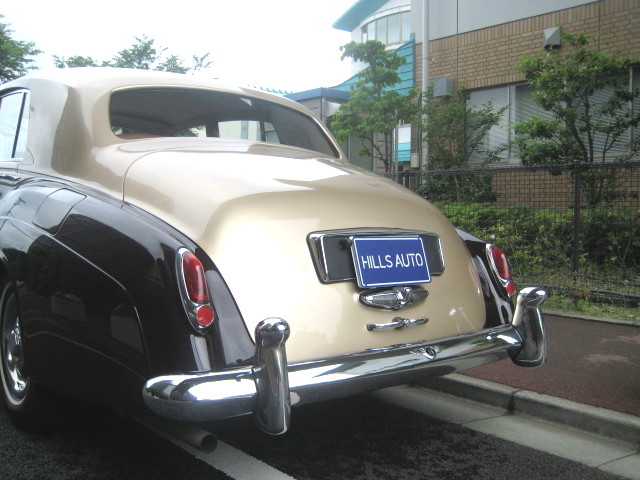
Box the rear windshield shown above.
[110,88,339,158]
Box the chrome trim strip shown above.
[360,286,429,310]
[253,318,290,435]
[143,323,521,424]
[318,235,331,283]
[485,243,514,298]
[511,287,547,366]
[143,287,547,432]
[366,316,429,331]
[308,228,444,284]
[176,248,213,333]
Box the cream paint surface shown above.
[124,150,486,362]
[8,71,486,362]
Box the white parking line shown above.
[137,416,295,480]
[371,386,640,479]
[193,441,296,480]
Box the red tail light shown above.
[195,305,215,327]
[488,245,516,296]
[178,249,216,330]
[182,252,210,304]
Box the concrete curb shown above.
[416,374,640,446]
[547,310,639,327]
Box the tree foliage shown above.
[514,31,640,206]
[53,35,212,74]
[0,15,41,83]
[330,41,418,172]
[110,35,165,70]
[417,85,506,203]
[52,55,100,68]
[421,85,507,169]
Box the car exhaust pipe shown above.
[134,415,218,453]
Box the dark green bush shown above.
[416,173,497,204]
[433,203,640,290]
[581,208,640,269]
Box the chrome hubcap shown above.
[2,306,28,403]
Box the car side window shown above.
[0,90,30,161]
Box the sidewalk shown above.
[418,314,640,445]
[463,313,640,417]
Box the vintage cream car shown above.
[0,68,546,436]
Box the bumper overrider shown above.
[143,287,547,435]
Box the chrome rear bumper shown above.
[143,287,547,435]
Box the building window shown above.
[361,12,411,46]
[362,21,375,43]
[467,86,509,164]
[514,77,637,160]
[387,14,400,44]
[467,66,640,164]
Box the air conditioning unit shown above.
[433,77,455,97]
[544,26,562,49]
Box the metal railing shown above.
[383,162,640,304]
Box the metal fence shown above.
[383,162,640,304]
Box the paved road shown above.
[1,314,636,479]
[0,393,628,480]
[462,315,640,416]
[209,394,626,480]
[0,405,229,480]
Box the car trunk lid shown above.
[123,144,486,363]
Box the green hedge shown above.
[435,203,640,292]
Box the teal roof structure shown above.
[285,88,350,103]
[332,0,389,31]
[331,38,415,97]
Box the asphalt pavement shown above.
[465,314,640,416]
[418,313,640,445]
[1,312,636,480]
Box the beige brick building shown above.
[421,0,640,91]
[329,0,640,170]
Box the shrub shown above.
[434,203,640,292]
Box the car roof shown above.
[0,68,336,198]
[3,67,305,112]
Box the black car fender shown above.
[457,228,515,327]
[0,177,253,409]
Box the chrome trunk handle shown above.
[366,316,429,331]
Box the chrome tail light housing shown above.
[486,244,516,297]
[177,248,216,332]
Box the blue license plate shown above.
[351,236,431,288]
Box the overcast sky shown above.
[2,0,355,92]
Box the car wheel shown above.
[0,284,56,431]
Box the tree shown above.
[53,35,211,74]
[191,53,213,72]
[421,84,507,169]
[0,15,41,82]
[52,55,99,68]
[418,85,507,203]
[330,41,418,172]
[155,55,188,74]
[514,31,640,206]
